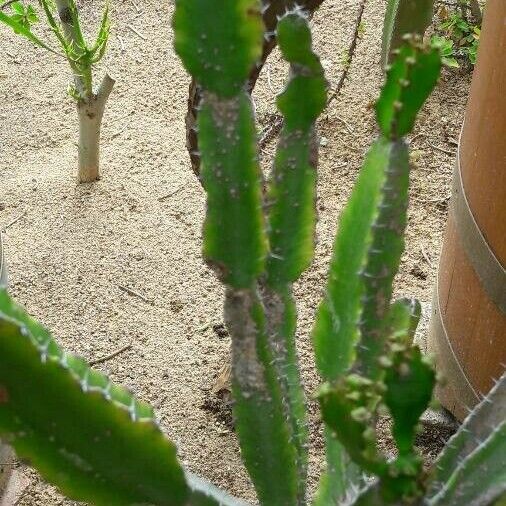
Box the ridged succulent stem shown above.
[225,288,299,505]
[261,284,308,502]
[354,140,409,379]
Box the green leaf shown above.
[376,40,441,139]
[26,5,39,24]
[89,2,111,63]
[442,56,459,68]
[0,290,189,506]
[0,11,60,56]
[10,1,25,15]
[173,0,263,97]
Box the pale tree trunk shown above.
[54,0,115,182]
[77,73,115,183]
[0,444,14,495]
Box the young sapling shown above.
[0,0,114,182]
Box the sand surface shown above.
[0,0,471,503]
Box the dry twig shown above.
[429,142,456,156]
[327,0,367,106]
[118,284,153,304]
[2,212,26,232]
[127,24,147,41]
[89,343,133,366]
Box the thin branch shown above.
[158,185,185,201]
[0,0,17,10]
[2,212,26,232]
[428,142,456,156]
[327,0,367,106]
[96,72,115,108]
[118,284,153,304]
[89,343,133,366]
[127,24,147,40]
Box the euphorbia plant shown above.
[0,0,113,183]
[0,1,505,505]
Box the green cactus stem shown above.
[260,285,308,502]
[311,138,393,505]
[174,0,266,289]
[428,422,506,506]
[428,372,506,504]
[265,12,327,289]
[314,39,441,506]
[376,38,441,140]
[354,139,410,379]
[318,376,387,477]
[225,288,300,505]
[383,305,434,459]
[312,137,393,382]
[198,93,267,288]
[381,0,434,67]
[0,290,189,506]
[259,12,327,500]
[175,2,303,503]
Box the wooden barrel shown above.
[427,0,506,421]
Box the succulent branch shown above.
[381,0,435,67]
[427,371,506,505]
[0,290,189,506]
[315,37,441,505]
[184,0,325,178]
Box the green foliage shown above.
[432,5,481,68]
[8,1,38,29]
[431,35,460,68]
[0,0,111,99]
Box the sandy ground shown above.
[0,0,471,504]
